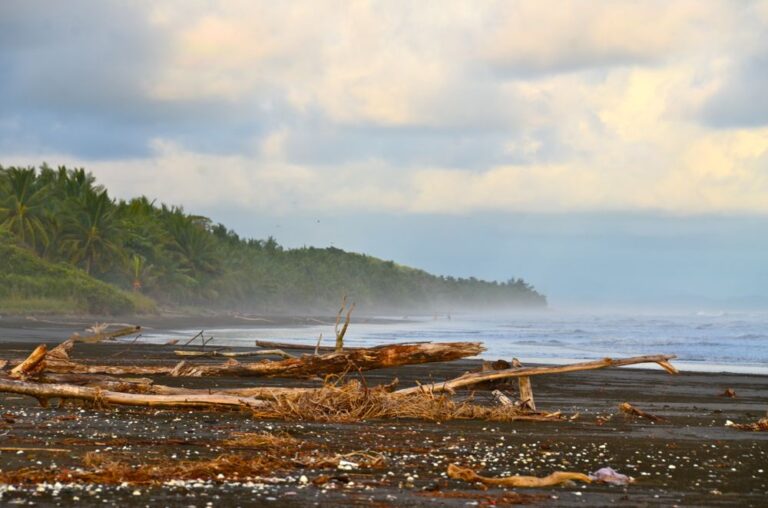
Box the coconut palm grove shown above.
[0,165,545,315]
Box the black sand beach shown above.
[0,320,766,507]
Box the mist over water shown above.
[137,309,768,375]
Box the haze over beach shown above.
[2,1,767,311]
[1,3,767,506]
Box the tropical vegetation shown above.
[0,164,546,315]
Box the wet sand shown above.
[0,333,767,506]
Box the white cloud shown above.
[2,1,768,215]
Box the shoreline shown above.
[2,314,767,376]
[0,340,766,506]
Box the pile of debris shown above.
[0,323,679,423]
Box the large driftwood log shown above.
[397,354,678,395]
[71,325,142,343]
[23,371,315,400]
[0,377,268,409]
[32,340,485,378]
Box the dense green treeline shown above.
[0,164,546,314]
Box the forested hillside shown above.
[0,165,546,314]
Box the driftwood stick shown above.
[397,354,678,395]
[0,447,71,453]
[619,402,667,422]
[255,340,433,352]
[174,349,294,359]
[336,303,355,352]
[447,464,591,487]
[518,376,535,411]
[182,330,204,347]
[491,389,515,406]
[0,378,269,409]
[10,345,47,379]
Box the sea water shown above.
[139,310,768,375]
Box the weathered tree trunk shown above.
[0,377,268,409]
[396,354,678,395]
[25,340,485,378]
[72,325,141,343]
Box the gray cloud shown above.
[701,53,768,128]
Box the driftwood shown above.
[24,340,485,378]
[255,339,432,352]
[27,372,315,400]
[10,345,47,379]
[174,349,295,360]
[334,296,355,352]
[71,325,141,343]
[619,402,667,422]
[0,377,268,409]
[447,464,591,487]
[491,389,515,406]
[397,354,678,395]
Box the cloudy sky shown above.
[2,1,767,308]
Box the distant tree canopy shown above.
[0,164,546,313]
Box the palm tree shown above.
[0,167,49,250]
[167,214,221,280]
[62,190,124,275]
[128,254,156,292]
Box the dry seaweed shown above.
[727,417,768,432]
[252,379,562,423]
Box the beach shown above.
[0,318,766,506]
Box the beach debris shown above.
[595,414,613,426]
[174,349,295,359]
[251,379,561,423]
[518,375,536,411]
[70,325,141,343]
[720,388,737,398]
[0,447,71,454]
[254,339,433,352]
[334,295,355,352]
[447,463,591,488]
[14,339,483,378]
[492,389,515,406]
[484,359,536,409]
[0,433,336,486]
[725,417,768,431]
[85,322,109,335]
[397,354,679,396]
[0,377,270,410]
[9,345,47,379]
[181,330,204,346]
[589,467,634,485]
[337,459,359,471]
[619,402,667,423]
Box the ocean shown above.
[137,310,768,375]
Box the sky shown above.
[1,1,767,308]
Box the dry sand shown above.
[0,323,766,507]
